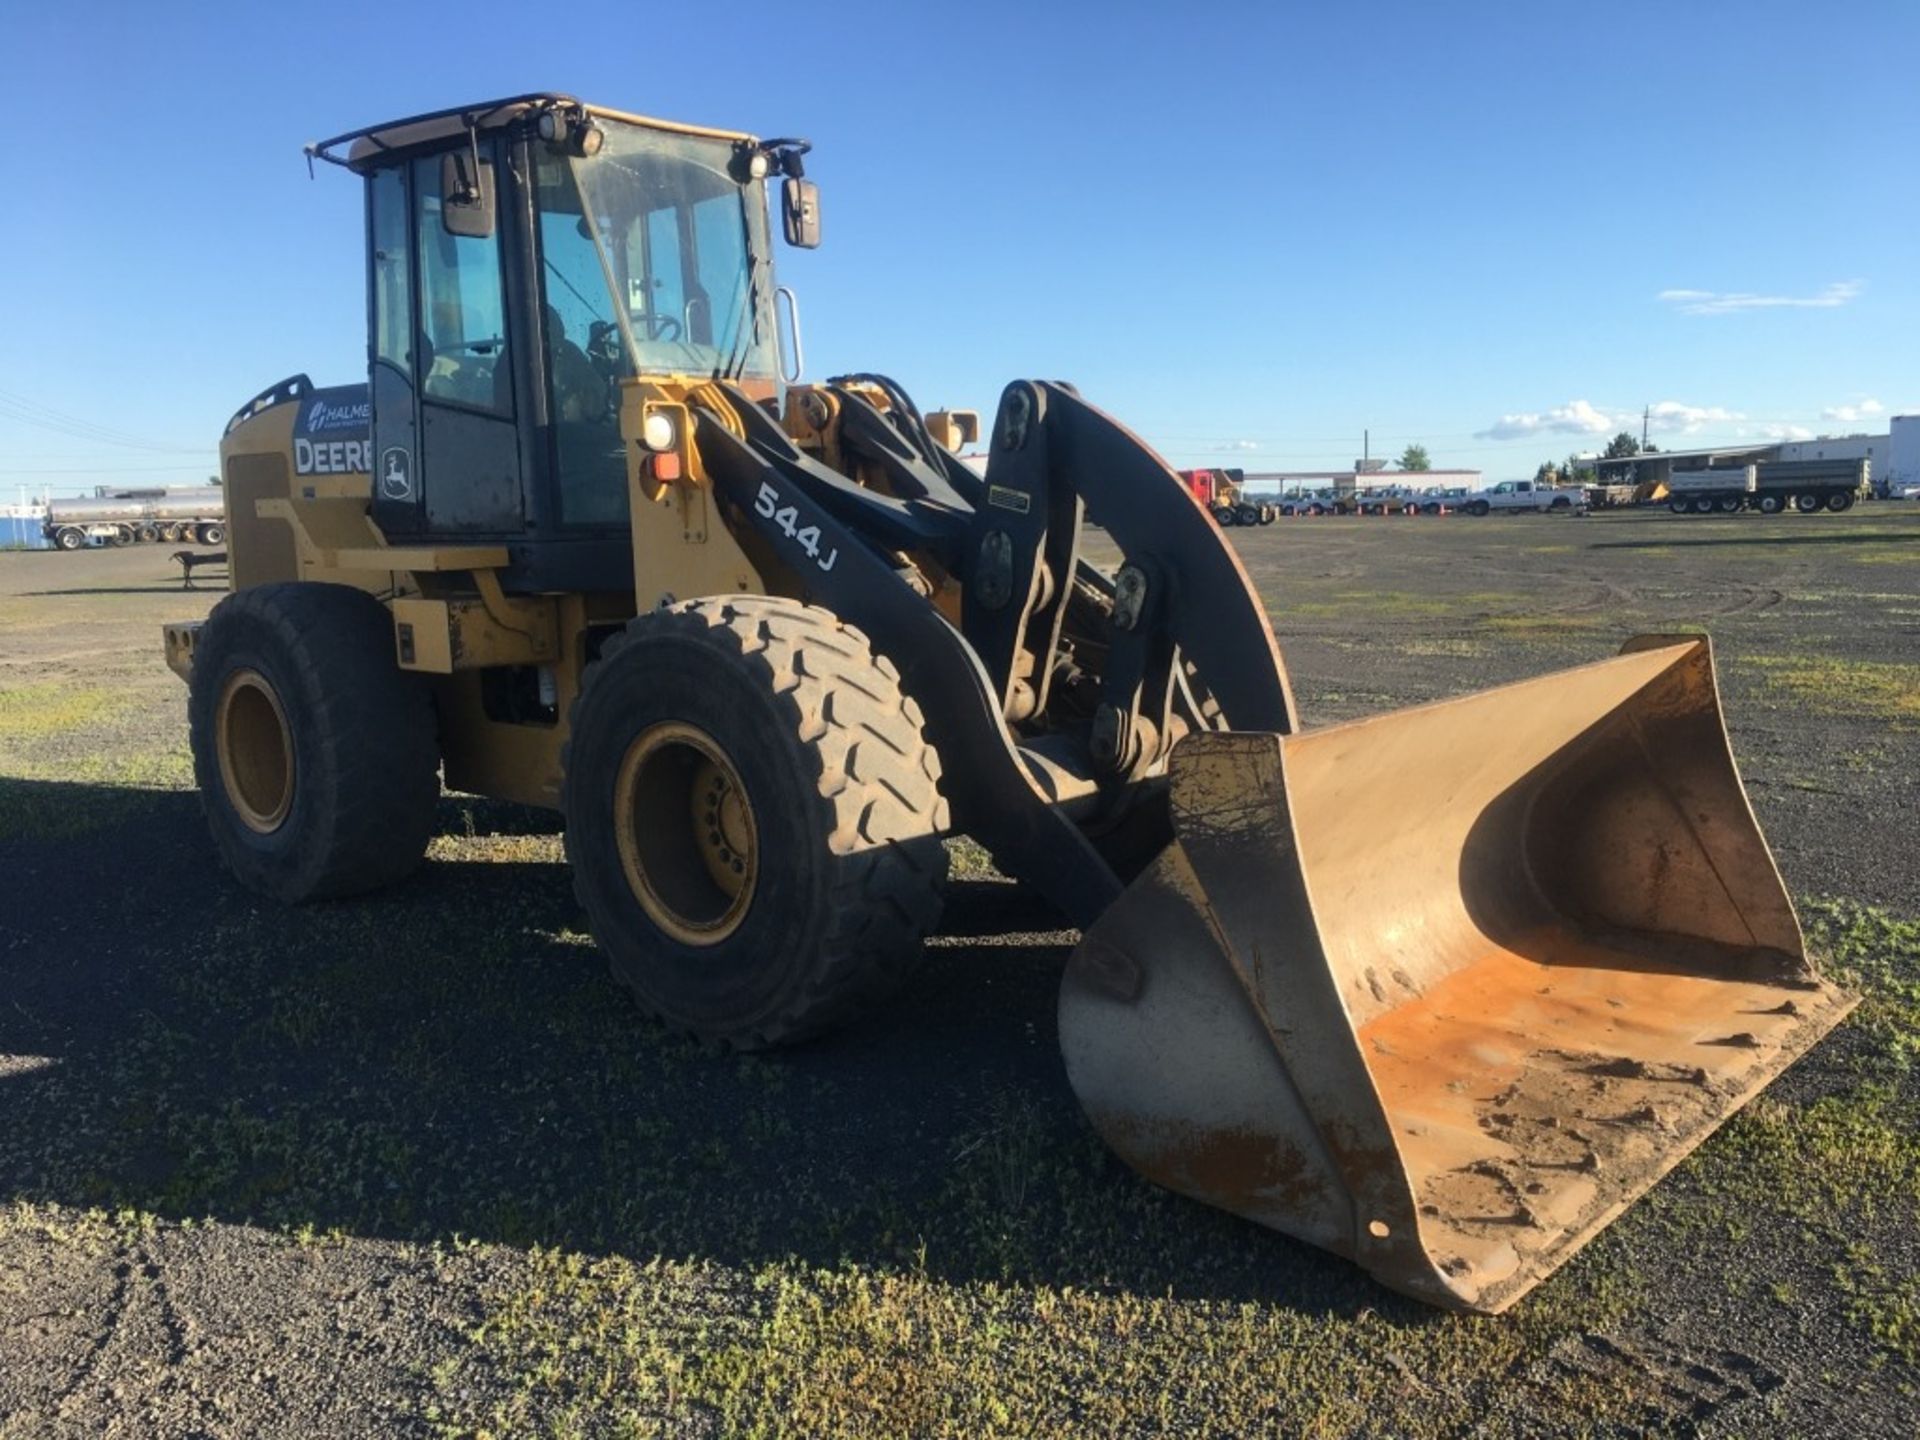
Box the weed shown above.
[1742,655,1920,724]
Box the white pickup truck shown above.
[1460,480,1584,516]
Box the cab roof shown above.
[305,92,757,172]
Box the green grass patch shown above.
[0,681,122,738]
[1742,655,1920,724]
[430,1243,1654,1440]
[1685,899,1920,1370]
[1478,613,1608,635]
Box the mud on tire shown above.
[189,582,440,902]
[562,596,949,1049]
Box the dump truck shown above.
[163,93,1852,1315]
[1666,459,1870,515]
[1181,468,1275,526]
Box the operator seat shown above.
[547,306,606,423]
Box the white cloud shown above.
[1821,398,1883,423]
[1645,400,1743,435]
[1476,398,1743,441]
[1475,399,1616,440]
[1745,423,1815,442]
[1658,281,1862,316]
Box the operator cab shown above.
[307,94,818,591]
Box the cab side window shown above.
[370,167,411,378]
[413,153,512,415]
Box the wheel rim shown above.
[613,721,758,946]
[216,668,294,834]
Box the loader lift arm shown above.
[694,377,1298,921]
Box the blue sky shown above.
[1,0,1912,498]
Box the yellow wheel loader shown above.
[164,94,1852,1314]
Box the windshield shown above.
[534,123,776,382]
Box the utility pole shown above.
[1642,405,1650,451]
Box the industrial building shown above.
[1595,415,1917,496]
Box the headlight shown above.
[641,410,677,452]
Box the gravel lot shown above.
[2,506,1916,1437]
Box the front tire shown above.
[189,583,440,902]
[563,597,949,1049]
[54,527,84,550]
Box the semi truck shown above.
[44,487,226,551]
[1665,459,1868,515]
[1180,468,1276,525]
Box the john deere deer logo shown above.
[379,446,412,500]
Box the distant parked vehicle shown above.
[44,486,225,551]
[1664,459,1868,516]
[1461,480,1583,516]
[1180,468,1276,526]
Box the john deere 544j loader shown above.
[165,94,1851,1314]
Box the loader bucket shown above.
[1060,636,1853,1314]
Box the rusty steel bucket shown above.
[1059,636,1853,1314]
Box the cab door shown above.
[369,145,525,538]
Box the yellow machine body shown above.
[165,92,1852,1317]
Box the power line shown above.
[0,387,207,454]
[0,464,214,476]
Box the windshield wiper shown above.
[715,256,761,381]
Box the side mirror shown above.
[925,409,981,452]
[441,152,495,239]
[782,177,820,249]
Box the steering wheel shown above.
[639,313,683,342]
[585,320,623,369]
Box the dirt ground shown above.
[2,507,1917,1437]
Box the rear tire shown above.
[1827,491,1854,512]
[198,523,226,546]
[189,583,440,902]
[1756,494,1783,514]
[1470,500,1490,516]
[1716,496,1742,513]
[563,597,949,1049]
[1794,493,1821,513]
[1211,506,1235,527]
